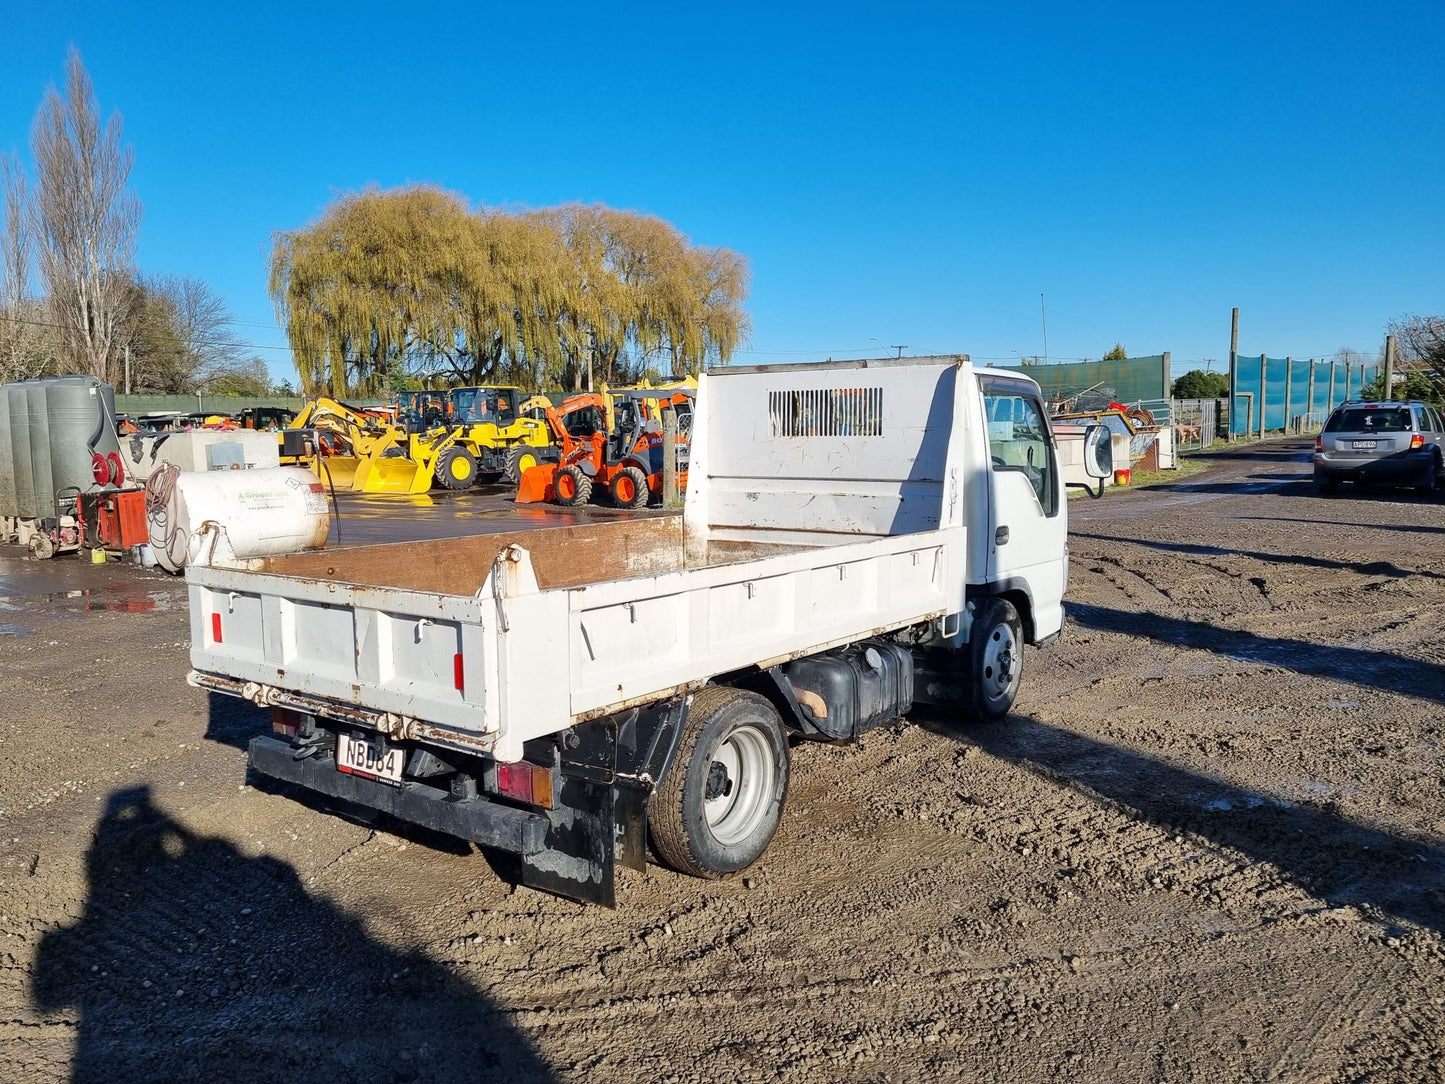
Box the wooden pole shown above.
[1383,334,1396,400]
[1228,308,1239,438]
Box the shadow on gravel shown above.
[953,716,1445,935]
[1072,533,1445,581]
[1069,604,1445,707]
[32,786,557,1084]
[202,691,260,751]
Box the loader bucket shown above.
[353,453,433,494]
[514,462,558,504]
[310,455,361,490]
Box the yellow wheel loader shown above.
[397,387,552,485]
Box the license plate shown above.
[336,731,404,785]
[1351,440,1377,449]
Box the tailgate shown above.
[187,566,496,735]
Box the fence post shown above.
[1328,360,1336,408]
[1307,359,1316,424]
[1258,355,1267,438]
[662,409,679,506]
[1345,361,1353,401]
[1283,356,1293,432]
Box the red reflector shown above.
[211,612,222,643]
[454,653,464,693]
[496,762,531,803]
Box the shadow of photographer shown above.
[33,786,557,1084]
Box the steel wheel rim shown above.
[616,475,636,503]
[704,724,775,847]
[557,473,575,499]
[450,456,470,481]
[518,454,536,474]
[981,622,1018,700]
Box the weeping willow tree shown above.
[268,186,750,397]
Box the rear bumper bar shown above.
[248,734,547,856]
[189,669,498,757]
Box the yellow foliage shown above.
[269,187,750,396]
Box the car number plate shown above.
[337,731,404,785]
[1351,440,1377,449]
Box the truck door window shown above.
[984,393,1057,515]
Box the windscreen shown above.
[1325,407,1410,433]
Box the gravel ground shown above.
[1,438,1442,1083]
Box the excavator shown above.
[514,387,693,507]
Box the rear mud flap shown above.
[520,778,646,908]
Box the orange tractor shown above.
[514,388,693,508]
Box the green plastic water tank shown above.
[47,376,118,503]
[26,382,56,518]
[8,384,35,519]
[0,387,13,517]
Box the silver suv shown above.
[1313,399,1445,494]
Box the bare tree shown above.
[0,151,51,381]
[30,49,140,382]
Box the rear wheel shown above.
[611,465,650,509]
[554,464,592,506]
[434,448,477,490]
[649,687,789,877]
[1314,470,1339,494]
[965,598,1023,724]
[28,533,54,560]
[504,445,543,485]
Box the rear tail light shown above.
[1410,433,1424,449]
[1314,435,1323,453]
[271,708,301,737]
[493,761,556,809]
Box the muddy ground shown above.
[1,439,1442,1083]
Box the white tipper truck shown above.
[186,356,1111,904]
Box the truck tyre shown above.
[435,448,477,490]
[554,464,592,506]
[649,687,790,878]
[504,445,543,485]
[966,597,1023,724]
[611,465,650,509]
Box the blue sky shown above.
[3,1,1442,384]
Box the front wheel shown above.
[966,598,1023,724]
[648,687,790,877]
[434,448,477,490]
[553,464,592,506]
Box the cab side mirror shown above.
[1066,423,1113,499]
[1083,423,1113,478]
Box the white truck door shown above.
[980,379,1067,640]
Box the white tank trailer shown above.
[0,376,124,558]
[145,463,331,573]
